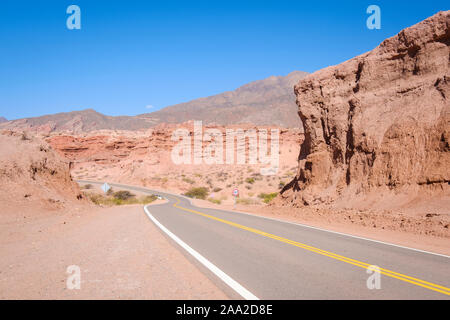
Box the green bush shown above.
[245,177,255,184]
[236,198,258,205]
[182,177,195,184]
[278,181,286,189]
[140,195,158,204]
[207,198,221,205]
[87,192,156,206]
[184,187,209,200]
[113,190,135,200]
[258,192,278,204]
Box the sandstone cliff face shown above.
[282,11,449,209]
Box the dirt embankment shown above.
[0,131,88,223]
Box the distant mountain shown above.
[0,109,157,133]
[141,71,308,128]
[0,117,7,124]
[1,71,308,133]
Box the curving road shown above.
[79,181,450,300]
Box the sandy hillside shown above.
[0,131,88,223]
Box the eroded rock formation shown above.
[281,11,449,209]
[0,131,88,220]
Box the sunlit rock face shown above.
[282,11,449,209]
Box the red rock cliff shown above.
[282,11,449,209]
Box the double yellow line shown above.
[173,199,450,296]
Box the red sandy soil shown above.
[0,203,228,299]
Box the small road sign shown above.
[101,183,111,194]
[232,188,239,197]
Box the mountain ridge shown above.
[140,71,308,128]
[0,71,308,133]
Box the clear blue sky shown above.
[0,0,448,120]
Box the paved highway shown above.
[79,181,450,300]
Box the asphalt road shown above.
[79,181,450,300]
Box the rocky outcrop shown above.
[45,123,303,194]
[281,11,449,209]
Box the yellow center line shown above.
[172,198,450,296]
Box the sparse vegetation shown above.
[236,198,258,205]
[184,187,209,200]
[82,184,93,190]
[245,177,255,184]
[207,198,222,205]
[278,181,286,189]
[182,177,195,184]
[213,187,222,192]
[87,192,157,206]
[140,195,159,204]
[258,192,278,204]
[113,190,135,200]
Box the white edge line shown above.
[143,204,259,300]
[78,180,450,259]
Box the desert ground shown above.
[0,11,449,299]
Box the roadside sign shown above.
[101,183,111,194]
[232,188,239,197]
